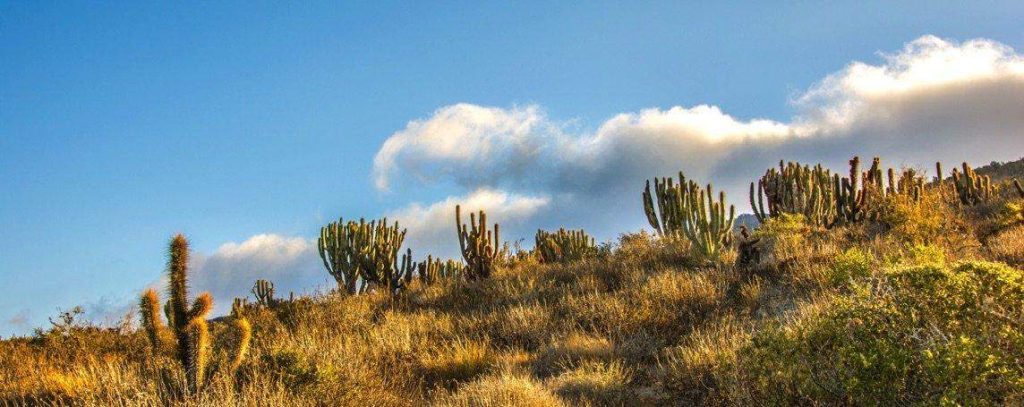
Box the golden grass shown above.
[3,186,1022,405]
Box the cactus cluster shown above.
[455,205,501,279]
[833,156,886,225]
[139,235,250,394]
[251,279,275,307]
[535,228,596,264]
[317,217,408,294]
[951,162,994,206]
[643,172,735,259]
[417,255,465,285]
[888,167,925,202]
[750,161,836,227]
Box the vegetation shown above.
[138,234,251,397]
[643,172,736,260]
[535,228,597,264]
[456,204,501,280]
[3,156,1024,405]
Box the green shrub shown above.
[829,247,873,286]
[734,261,1024,405]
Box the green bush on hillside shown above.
[735,261,1024,405]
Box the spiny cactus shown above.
[1014,179,1024,198]
[750,161,836,227]
[382,248,415,295]
[644,172,735,259]
[318,217,407,294]
[889,168,925,202]
[417,255,465,285]
[643,172,692,238]
[228,301,251,372]
[251,279,275,307]
[455,205,500,280]
[535,228,596,263]
[833,156,885,225]
[139,234,250,394]
[951,162,993,206]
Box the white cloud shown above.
[371,36,1024,240]
[31,36,1022,330]
[373,104,563,191]
[189,234,328,315]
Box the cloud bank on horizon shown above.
[72,35,1024,324]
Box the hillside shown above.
[3,157,1024,406]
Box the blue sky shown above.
[2,2,1024,336]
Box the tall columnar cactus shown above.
[417,256,465,285]
[535,228,597,264]
[251,279,275,307]
[833,156,885,225]
[935,162,944,184]
[951,162,994,206]
[643,172,735,259]
[455,205,500,280]
[893,168,925,202]
[683,182,736,259]
[382,248,415,295]
[1013,179,1024,199]
[318,217,407,294]
[139,234,250,394]
[643,171,696,238]
[750,161,836,227]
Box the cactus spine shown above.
[139,234,250,394]
[535,228,597,264]
[951,162,993,206]
[455,205,500,279]
[750,161,836,227]
[251,279,275,307]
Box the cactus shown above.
[833,156,886,225]
[643,172,692,238]
[1014,179,1024,198]
[750,161,836,227]
[383,248,415,295]
[251,279,275,307]
[951,162,993,206]
[935,162,944,184]
[683,182,736,259]
[417,255,465,285]
[535,228,596,263]
[228,301,251,372]
[455,205,500,280]
[318,217,407,294]
[139,234,250,394]
[644,172,735,259]
[893,168,925,202]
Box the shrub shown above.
[732,261,1024,405]
[829,247,873,286]
[989,224,1024,267]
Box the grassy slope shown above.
[3,164,1024,406]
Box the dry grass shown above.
[2,185,1023,405]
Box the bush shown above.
[732,261,1024,405]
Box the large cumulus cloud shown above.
[373,36,1024,252]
